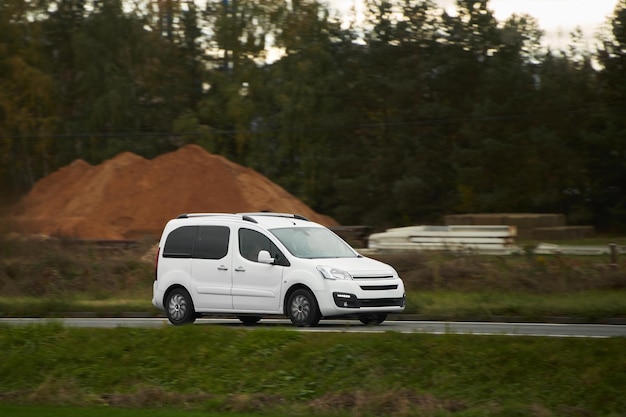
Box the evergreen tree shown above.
[0,0,57,200]
[593,0,626,230]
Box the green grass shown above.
[0,296,157,317]
[406,289,626,321]
[1,323,625,416]
[0,405,259,417]
[2,289,626,323]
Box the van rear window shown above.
[163,225,230,259]
[163,226,197,258]
[193,226,230,259]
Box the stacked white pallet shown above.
[367,225,521,255]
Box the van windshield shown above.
[270,227,358,259]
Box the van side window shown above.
[193,226,230,259]
[239,228,282,262]
[163,226,197,258]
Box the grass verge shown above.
[0,405,258,417]
[406,289,626,321]
[2,289,626,323]
[1,323,626,416]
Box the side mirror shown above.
[257,250,275,264]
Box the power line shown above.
[2,101,626,140]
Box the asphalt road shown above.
[2,317,626,338]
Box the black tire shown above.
[166,288,196,325]
[237,315,262,326]
[287,288,321,327]
[358,313,387,325]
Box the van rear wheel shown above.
[166,288,196,325]
[287,289,321,327]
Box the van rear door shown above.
[191,225,233,310]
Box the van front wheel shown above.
[166,288,196,325]
[287,289,321,327]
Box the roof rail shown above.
[176,213,236,219]
[176,213,259,223]
[176,212,308,223]
[237,212,310,221]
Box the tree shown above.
[256,0,351,211]
[592,0,626,230]
[331,0,460,226]
[38,0,207,162]
[0,0,58,201]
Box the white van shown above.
[152,213,405,326]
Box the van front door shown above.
[232,228,284,312]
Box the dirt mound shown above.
[10,144,337,240]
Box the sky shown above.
[328,0,620,50]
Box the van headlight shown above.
[317,265,353,280]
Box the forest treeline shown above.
[1,0,626,231]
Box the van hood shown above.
[315,256,397,278]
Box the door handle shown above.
[234,267,246,272]
[217,265,228,271]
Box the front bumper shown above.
[332,292,406,309]
[316,277,406,317]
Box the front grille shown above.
[353,275,394,280]
[360,285,398,291]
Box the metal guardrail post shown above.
[609,243,618,269]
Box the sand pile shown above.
[10,144,337,240]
